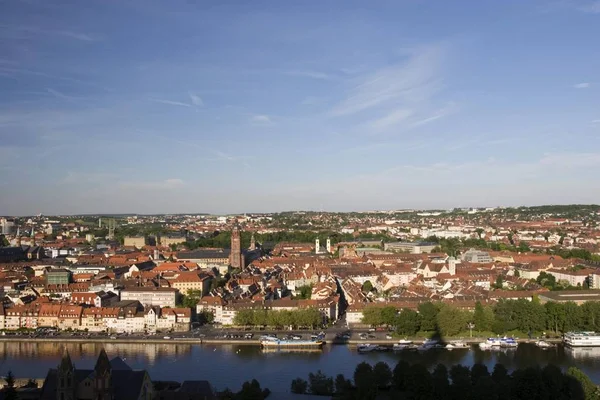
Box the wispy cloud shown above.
[369,109,414,130]
[329,44,447,117]
[46,87,75,101]
[574,82,591,89]
[148,98,192,107]
[284,70,332,80]
[0,24,98,42]
[410,103,459,127]
[578,1,600,13]
[188,92,204,106]
[251,114,272,124]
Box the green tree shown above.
[380,306,398,327]
[308,370,334,396]
[566,367,599,400]
[406,363,434,399]
[0,235,9,247]
[432,364,450,400]
[564,302,583,332]
[361,307,383,327]
[418,302,439,331]
[373,361,392,389]
[354,362,377,399]
[392,360,410,391]
[234,310,254,326]
[180,289,202,308]
[474,301,494,332]
[449,365,471,400]
[296,285,313,299]
[3,371,17,400]
[236,379,267,400]
[494,275,504,289]
[437,305,469,337]
[395,309,420,336]
[290,378,308,394]
[545,302,566,333]
[334,374,353,397]
[362,280,374,293]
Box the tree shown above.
[354,362,377,399]
[544,301,566,333]
[237,379,267,400]
[334,374,353,397]
[494,275,504,289]
[395,309,420,336]
[449,365,471,400]
[0,235,9,247]
[392,360,411,391]
[380,306,398,327]
[474,301,494,332]
[308,370,334,395]
[432,364,450,400]
[234,310,254,326]
[418,302,439,331]
[361,307,383,327]
[198,310,215,324]
[566,367,599,400]
[3,371,17,400]
[362,280,374,293]
[296,285,313,300]
[290,378,308,394]
[537,271,557,290]
[180,289,202,308]
[373,361,392,389]
[406,363,433,399]
[437,305,469,337]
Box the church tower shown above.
[93,349,113,400]
[230,225,243,269]
[249,232,256,251]
[57,349,76,400]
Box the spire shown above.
[250,232,256,251]
[59,348,74,372]
[94,349,111,376]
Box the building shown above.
[461,248,493,263]
[538,290,600,305]
[384,241,438,254]
[171,272,211,296]
[160,235,187,247]
[124,236,146,248]
[120,287,177,308]
[46,268,72,285]
[40,349,154,400]
[230,225,244,269]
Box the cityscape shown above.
[2,0,600,399]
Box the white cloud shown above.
[188,92,204,106]
[578,1,600,13]
[330,44,446,117]
[251,115,272,124]
[148,98,191,107]
[369,109,414,130]
[574,82,591,89]
[285,70,332,80]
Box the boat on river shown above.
[535,340,555,349]
[564,332,600,347]
[260,336,323,350]
[446,341,469,349]
[500,337,518,348]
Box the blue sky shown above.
[1,0,599,215]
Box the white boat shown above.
[446,341,469,349]
[500,337,518,348]
[485,337,502,347]
[357,344,378,353]
[393,339,414,351]
[564,332,600,347]
[479,342,493,350]
[417,338,443,351]
[536,340,555,349]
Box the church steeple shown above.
[249,232,256,251]
[57,348,76,400]
[93,349,113,400]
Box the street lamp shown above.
[467,323,475,338]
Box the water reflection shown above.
[1,342,600,392]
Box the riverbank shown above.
[0,336,564,346]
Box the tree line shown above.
[233,308,323,328]
[362,300,600,337]
[290,360,598,400]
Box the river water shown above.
[2,341,600,392]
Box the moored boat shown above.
[446,341,469,349]
[563,332,600,347]
[535,340,555,349]
[260,336,324,350]
[500,337,518,348]
[357,343,378,353]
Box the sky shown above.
[1,0,599,215]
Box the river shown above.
[2,341,600,392]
